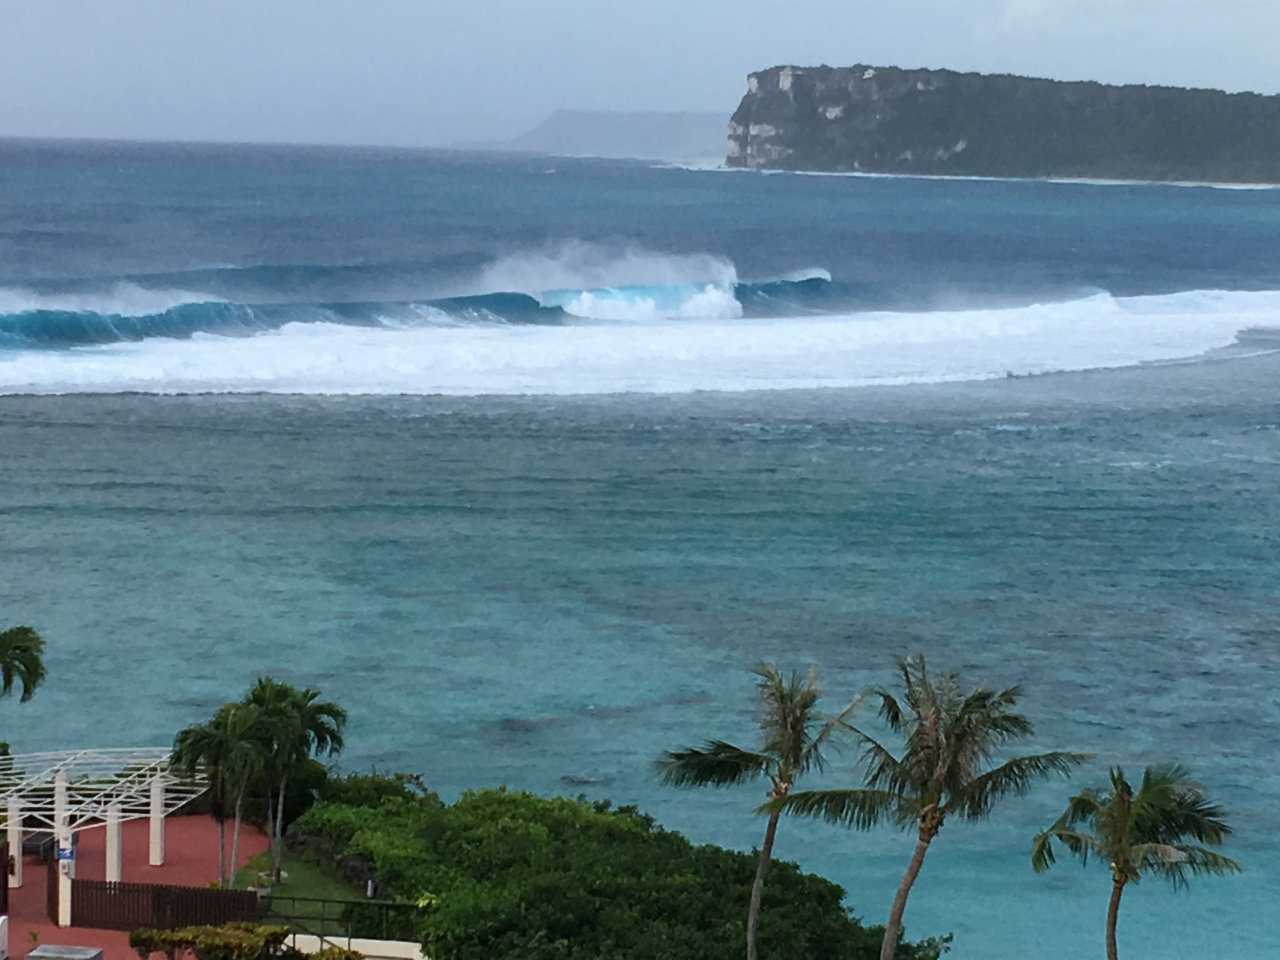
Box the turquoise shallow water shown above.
[2,141,1280,957]
[2,351,1278,958]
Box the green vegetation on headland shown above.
[728,64,1280,183]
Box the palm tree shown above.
[172,702,265,888]
[243,677,346,882]
[655,663,854,960]
[0,625,46,703]
[776,654,1090,960]
[1031,763,1242,960]
[223,706,265,889]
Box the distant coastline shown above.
[728,65,1280,183]
[464,109,728,162]
[671,160,1280,190]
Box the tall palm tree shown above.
[1031,763,1242,960]
[243,677,346,881]
[172,702,265,888]
[776,654,1090,960]
[223,706,265,889]
[0,625,46,703]
[655,663,855,960]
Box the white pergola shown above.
[0,748,208,924]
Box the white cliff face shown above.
[725,122,745,158]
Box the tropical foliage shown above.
[655,662,853,960]
[1031,763,1243,960]
[129,923,292,960]
[242,677,347,882]
[296,787,951,960]
[775,654,1089,960]
[173,702,264,887]
[173,677,346,887]
[0,624,46,704]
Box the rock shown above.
[726,65,1280,183]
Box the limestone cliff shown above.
[727,65,1280,182]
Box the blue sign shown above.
[56,845,74,861]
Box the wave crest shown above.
[477,241,739,294]
[0,289,1273,396]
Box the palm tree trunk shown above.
[273,771,289,882]
[217,814,227,888]
[1105,877,1125,960]
[879,812,940,960]
[210,770,227,888]
[230,788,245,890]
[263,784,275,884]
[747,807,782,960]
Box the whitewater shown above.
[0,282,1275,395]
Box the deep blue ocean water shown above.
[2,140,1280,958]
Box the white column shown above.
[54,771,72,927]
[149,776,165,866]
[106,804,123,883]
[6,798,20,888]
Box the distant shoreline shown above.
[659,159,1280,191]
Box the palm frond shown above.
[871,685,906,733]
[954,750,1092,819]
[801,693,864,771]
[653,740,772,787]
[769,787,897,830]
[848,724,912,795]
[1032,827,1102,872]
[1034,763,1243,891]
[1133,842,1243,889]
[0,625,46,702]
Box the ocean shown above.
[2,139,1279,958]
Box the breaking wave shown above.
[0,288,1275,396]
[0,270,842,348]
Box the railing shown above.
[258,894,419,944]
[71,880,259,931]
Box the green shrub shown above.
[298,788,948,960]
[308,947,364,960]
[129,923,291,960]
[319,770,441,810]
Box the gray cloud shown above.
[0,0,1275,147]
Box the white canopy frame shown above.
[0,748,208,832]
[0,748,209,922]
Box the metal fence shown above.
[70,880,259,931]
[260,894,419,942]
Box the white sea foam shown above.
[674,163,1280,191]
[0,289,1275,396]
[478,241,738,294]
[562,285,743,322]
[0,283,221,316]
[779,267,833,283]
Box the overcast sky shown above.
[2,0,1277,147]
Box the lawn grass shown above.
[235,849,359,899]
[235,849,364,933]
